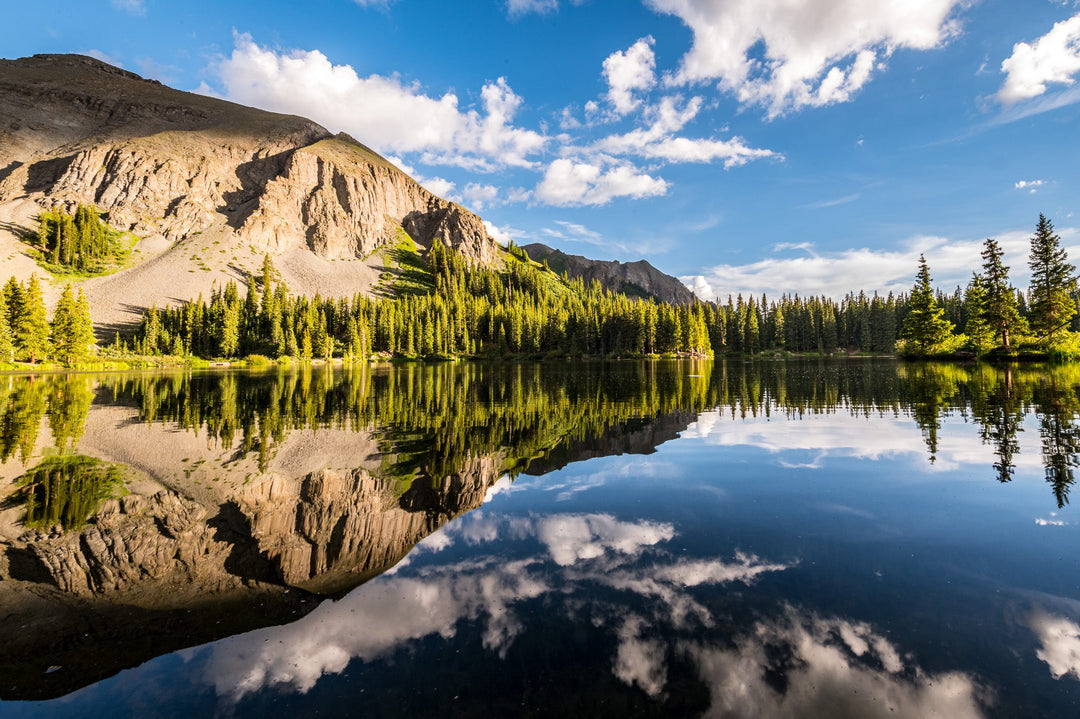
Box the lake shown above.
[0,359,1078,718]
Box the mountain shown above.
[522,242,694,305]
[0,54,498,328]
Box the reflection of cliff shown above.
[523,411,696,476]
[237,456,502,594]
[0,455,503,701]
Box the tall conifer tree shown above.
[900,255,953,353]
[1028,214,1076,340]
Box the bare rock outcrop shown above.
[0,54,500,315]
[522,242,695,305]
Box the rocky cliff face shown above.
[0,54,500,310]
[522,242,695,305]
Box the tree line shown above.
[131,241,713,360]
[0,274,95,366]
[900,214,1078,357]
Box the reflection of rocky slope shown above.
[0,443,504,700]
[524,411,696,476]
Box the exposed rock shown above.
[522,242,695,305]
[0,54,501,320]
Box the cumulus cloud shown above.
[420,176,457,199]
[604,37,658,115]
[1030,610,1080,680]
[535,158,669,206]
[1016,179,1047,193]
[589,95,779,168]
[646,0,964,117]
[999,14,1080,104]
[462,182,501,210]
[680,228,1078,300]
[209,33,545,171]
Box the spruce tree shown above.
[0,291,13,364]
[981,238,1026,350]
[50,284,78,366]
[1028,214,1076,340]
[73,289,95,363]
[964,274,995,353]
[17,274,51,363]
[900,255,953,354]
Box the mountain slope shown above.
[521,242,694,305]
[0,54,498,328]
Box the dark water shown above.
[0,359,1079,718]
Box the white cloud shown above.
[999,15,1080,104]
[1031,610,1080,680]
[588,96,778,169]
[210,33,545,171]
[111,0,145,15]
[603,37,657,115]
[507,0,560,16]
[1015,179,1047,192]
[647,0,964,117]
[483,221,513,246]
[681,228,1080,300]
[535,158,669,206]
[462,183,500,210]
[420,176,457,199]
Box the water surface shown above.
[0,359,1078,717]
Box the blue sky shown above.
[4,0,1080,299]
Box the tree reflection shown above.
[2,359,1080,509]
[1031,373,1080,507]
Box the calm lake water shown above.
[0,359,1078,718]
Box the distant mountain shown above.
[521,242,694,305]
[0,54,498,327]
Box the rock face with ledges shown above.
[0,53,499,309]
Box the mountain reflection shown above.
[0,359,1077,704]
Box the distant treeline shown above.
[126,214,1079,361]
[131,241,713,360]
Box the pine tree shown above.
[17,274,51,363]
[0,291,13,363]
[73,289,95,363]
[981,238,1026,351]
[50,284,78,366]
[900,255,953,354]
[1028,214,1076,341]
[964,274,995,353]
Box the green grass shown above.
[379,228,435,297]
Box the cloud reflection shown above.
[684,409,1044,473]
[200,510,986,718]
[686,609,988,719]
[1030,610,1080,680]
